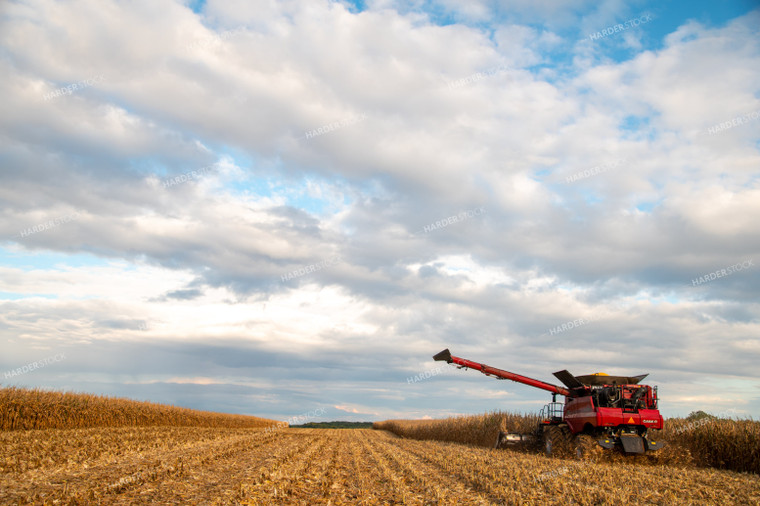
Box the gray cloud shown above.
[1,0,758,421]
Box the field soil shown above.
[2,427,759,505]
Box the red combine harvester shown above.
[433,348,665,456]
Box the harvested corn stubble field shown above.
[2,427,760,505]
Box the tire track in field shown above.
[322,429,441,505]
[316,428,392,505]
[332,430,409,504]
[368,432,495,505]
[358,429,493,505]
[298,429,346,504]
[317,429,382,505]
[240,430,339,505]
[238,430,334,504]
[338,429,378,504]
[311,429,344,502]
[354,429,429,504]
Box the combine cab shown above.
[433,348,665,456]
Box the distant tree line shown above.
[290,421,373,429]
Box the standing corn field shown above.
[0,386,275,430]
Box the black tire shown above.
[543,425,572,457]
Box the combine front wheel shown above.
[543,425,572,457]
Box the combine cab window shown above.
[593,385,651,411]
[594,386,622,408]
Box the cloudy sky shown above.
[1,0,759,424]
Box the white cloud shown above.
[1,0,758,421]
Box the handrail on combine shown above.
[539,402,564,423]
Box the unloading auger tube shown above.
[433,348,665,455]
[433,348,570,396]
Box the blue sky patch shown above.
[0,246,111,272]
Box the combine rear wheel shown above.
[543,425,572,457]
